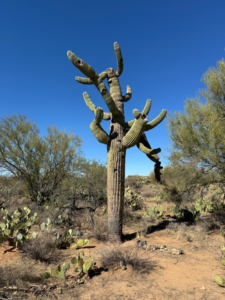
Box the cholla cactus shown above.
[67,42,167,242]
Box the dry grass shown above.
[100,245,154,274]
[166,221,209,242]
[0,260,42,289]
[20,231,61,264]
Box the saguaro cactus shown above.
[67,42,167,242]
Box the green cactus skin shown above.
[71,253,93,274]
[83,92,111,120]
[89,108,111,145]
[0,207,38,247]
[122,85,132,102]
[40,272,51,279]
[62,263,70,273]
[67,42,167,242]
[122,111,149,149]
[221,246,225,254]
[44,264,69,280]
[215,275,225,286]
[221,260,225,266]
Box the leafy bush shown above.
[125,175,150,190]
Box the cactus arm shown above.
[94,80,120,116]
[144,109,167,131]
[114,42,123,77]
[67,51,99,82]
[136,133,159,162]
[75,71,108,85]
[142,100,151,115]
[125,99,152,128]
[67,50,120,116]
[137,141,161,156]
[122,85,132,102]
[75,77,93,84]
[125,119,135,129]
[136,132,163,181]
[83,92,111,120]
[89,107,111,145]
[122,110,149,149]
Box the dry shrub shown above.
[100,245,154,274]
[166,221,208,241]
[91,218,108,242]
[0,260,42,289]
[140,185,158,199]
[123,209,140,224]
[20,231,60,264]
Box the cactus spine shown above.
[67,42,167,242]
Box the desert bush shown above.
[0,260,42,289]
[100,245,153,273]
[123,209,140,224]
[20,230,60,264]
[91,218,108,242]
[141,189,158,199]
[125,175,150,191]
[149,171,159,184]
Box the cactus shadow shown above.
[89,266,109,279]
[122,219,190,241]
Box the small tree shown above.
[0,114,83,205]
[164,57,225,202]
[67,42,167,242]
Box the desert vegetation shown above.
[0,52,225,299]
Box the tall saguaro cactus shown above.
[67,42,167,242]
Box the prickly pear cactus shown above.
[215,244,225,287]
[0,207,38,248]
[71,252,94,275]
[215,275,225,287]
[41,263,70,280]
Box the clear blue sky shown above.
[0,0,224,177]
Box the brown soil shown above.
[1,190,225,300]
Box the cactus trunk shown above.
[107,133,126,242]
[107,69,126,242]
